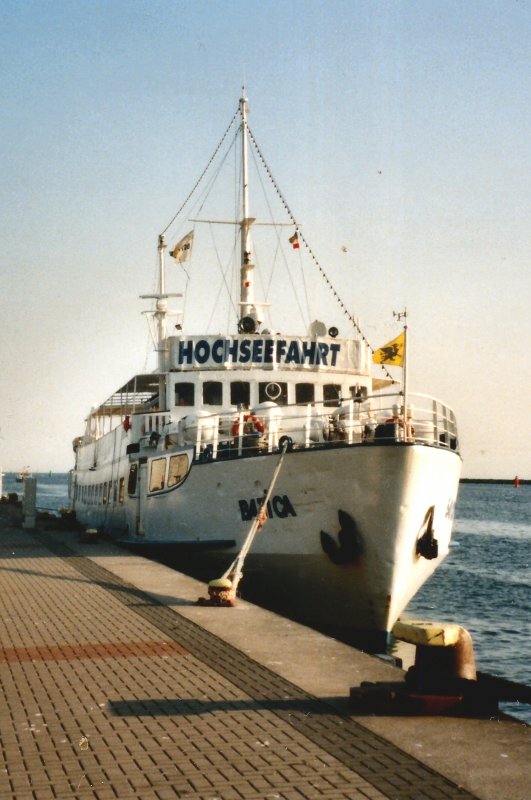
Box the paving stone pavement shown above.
[0,514,481,800]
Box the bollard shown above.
[393,620,477,694]
[349,620,488,715]
[22,477,37,529]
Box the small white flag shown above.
[170,230,194,263]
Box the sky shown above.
[0,0,529,478]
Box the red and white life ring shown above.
[231,413,264,437]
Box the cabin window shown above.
[149,458,166,492]
[113,480,118,502]
[119,477,125,504]
[102,482,108,504]
[127,464,138,495]
[259,382,287,405]
[323,384,341,408]
[296,383,315,404]
[174,382,195,406]
[168,454,189,488]
[230,381,250,407]
[203,381,223,406]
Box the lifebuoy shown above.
[123,416,131,432]
[232,414,265,436]
[231,413,264,437]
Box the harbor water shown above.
[2,473,529,722]
[403,481,530,723]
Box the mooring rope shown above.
[198,441,288,606]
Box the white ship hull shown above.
[72,436,461,647]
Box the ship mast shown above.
[238,94,259,331]
[140,233,182,373]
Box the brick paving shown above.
[0,509,480,799]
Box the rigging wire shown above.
[205,221,240,331]
[248,144,310,332]
[161,106,240,236]
[245,120,396,384]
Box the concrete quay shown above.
[0,504,529,800]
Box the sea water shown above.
[404,482,530,723]
[1,472,70,513]
[2,474,529,721]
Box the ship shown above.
[70,95,461,651]
[16,467,32,483]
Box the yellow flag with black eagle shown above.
[372,332,405,366]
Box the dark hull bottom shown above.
[118,541,391,653]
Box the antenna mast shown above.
[140,233,182,372]
[393,308,409,434]
[239,93,258,328]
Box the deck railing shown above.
[153,392,459,462]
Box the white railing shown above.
[131,412,170,444]
[158,392,459,462]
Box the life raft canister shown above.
[232,413,264,437]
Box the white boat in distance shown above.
[16,466,32,483]
[70,96,461,650]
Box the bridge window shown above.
[259,382,287,405]
[168,454,188,488]
[230,381,250,407]
[323,384,341,408]
[127,464,138,496]
[149,458,166,492]
[296,383,315,404]
[203,381,223,406]
[175,382,195,406]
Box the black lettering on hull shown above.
[238,495,297,522]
